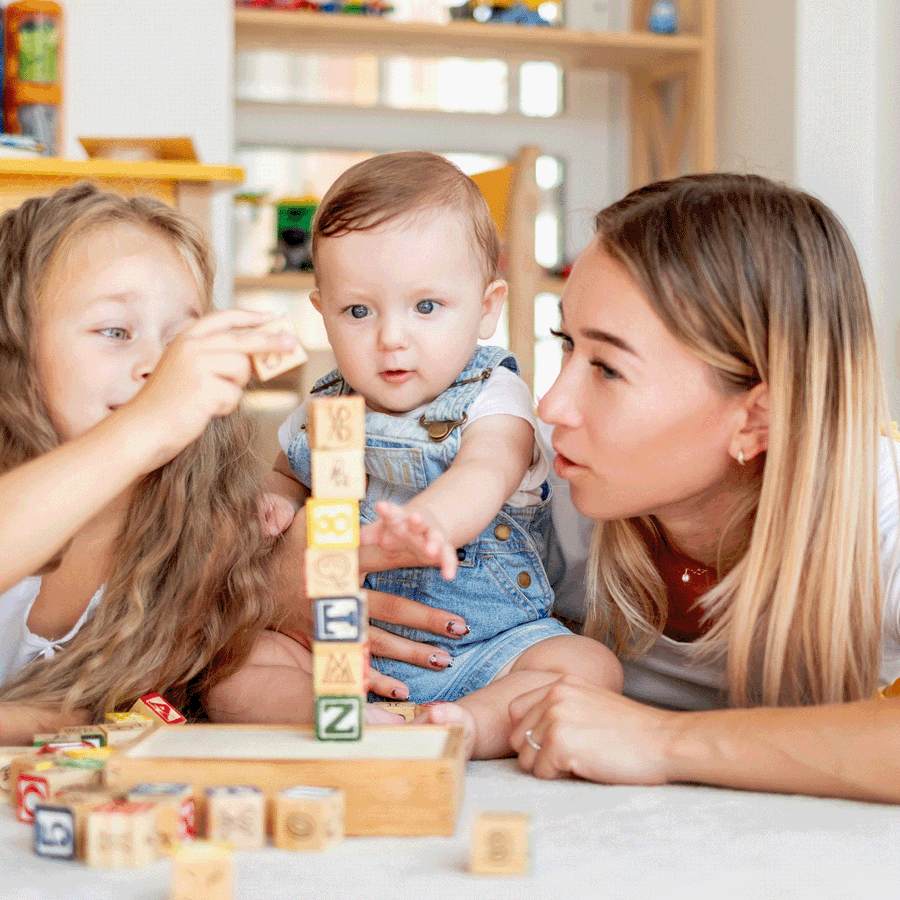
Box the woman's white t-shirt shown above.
[0,576,104,687]
[544,423,900,711]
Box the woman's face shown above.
[538,240,746,523]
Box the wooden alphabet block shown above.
[99,720,153,747]
[34,802,78,860]
[307,395,365,450]
[470,811,531,876]
[204,786,266,850]
[172,841,232,900]
[51,787,121,860]
[372,701,417,722]
[313,594,367,642]
[58,725,108,746]
[312,642,367,696]
[311,447,366,500]
[305,548,360,599]
[0,746,38,799]
[17,765,100,823]
[273,785,345,851]
[105,711,153,725]
[251,313,307,381]
[85,800,158,868]
[307,498,360,549]
[130,691,187,725]
[127,782,196,849]
[34,731,103,748]
[315,695,363,742]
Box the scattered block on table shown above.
[56,748,110,771]
[306,548,360,599]
[307,498,360,549]
[105,711,153,725]
[34,731,103,749]
[127,782,196,849]
[0,746,38,798]
[33,802,78,860]
[372,701,417,722]
[17,765,101,823]
[50,787,121,860]
[204,786,266,850]
[311,447,366,500]
[35,739,94,754]
[315,695,363,742]
[273,785,345,851]
[470,811,531,876]
[251,314,307,381]
[86,800,158,868]
[307,395,365,450]
[313,594,367,642]
[172,841,233,900]
[104,724,466,837]
[58,725,108,746]
[129,691,187,725]
[99,720,153,747]
[312,642,367,696]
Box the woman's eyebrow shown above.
[559,299,641,359]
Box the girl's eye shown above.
[416,299,436,314]
[549,328,573,353]
[99,326,130,341]
[348,305,369,319]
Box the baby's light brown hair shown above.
[312,151,501,285]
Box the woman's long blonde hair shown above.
[585,173,887,707]
[0,181,275,720]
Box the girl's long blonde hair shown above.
[0,181,274,720]
[585,173,887,707]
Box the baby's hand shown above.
[258,491,298,537]
[360,500,458,580]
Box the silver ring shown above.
[524,729,542,751]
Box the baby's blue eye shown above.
[416,300,436,314]
[100,326,129,340]
[349,305,369,319]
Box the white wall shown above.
[58,0,235,303]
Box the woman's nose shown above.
[537,361,581,427]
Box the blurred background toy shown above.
[449,1,559,26]
[271,195,317,272]
[648,0,679,34]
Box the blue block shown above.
[313,595,365,642]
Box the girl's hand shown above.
[508,675,678,784]
[258,491,299,538]
[269,512,468,701]
[124,309,298,470]
[360,500,458,580]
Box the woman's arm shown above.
[508,676,900,803]
[0,702,91,746]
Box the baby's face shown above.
[311,208,505,415]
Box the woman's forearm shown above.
[666,698,900,803]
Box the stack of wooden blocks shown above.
[306,395,369,741]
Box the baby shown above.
[214,151,622,758]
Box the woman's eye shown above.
[99,326,129,341]
[416,299,436,314]
[549,328,573,353]
[593,361,621,380]
[349,305,369,319]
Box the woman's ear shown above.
[478,279,508,340]
[731,382,769,464]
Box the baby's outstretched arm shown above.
[359,413,534,578]
[258,452,309,537]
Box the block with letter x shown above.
[313,594,368,643]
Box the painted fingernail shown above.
[391,688,409,700]
[429,653,452,669]
[446,621,469,636]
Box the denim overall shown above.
[287,345,572,703]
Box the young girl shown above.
[0,181,298,744]
[503,173,900,802]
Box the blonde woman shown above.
[0,182,298,742]
[501,173,900,802]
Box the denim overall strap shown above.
[309,368,355,398]
[419,345,519,439]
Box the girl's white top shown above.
[545,424,900,711]
[0,576,104,687]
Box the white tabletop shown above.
[1,758,898,900]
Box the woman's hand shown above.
[509,675,678,784]
[268,511,469,700]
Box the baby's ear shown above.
[478,279,507,340]
[309,289,322,313]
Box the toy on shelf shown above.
[449,1,559,26]
[235,1,395,15]
[648,0,679,34]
